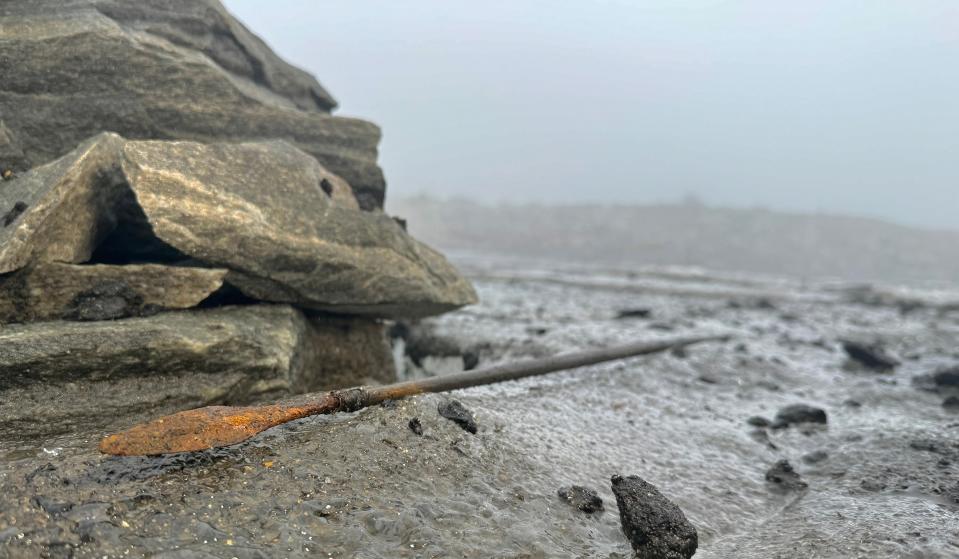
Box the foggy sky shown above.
[223,1,958,230]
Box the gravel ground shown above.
[2,257,959,558]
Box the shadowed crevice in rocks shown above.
[88,186,189,265]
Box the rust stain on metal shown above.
[98,400,334,456]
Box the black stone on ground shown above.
[841,340,899,371]
[616,308,652,319]
[408,417,424,436]
[771,403,828,429]
[914,366,959,394]
[437,400,477,434]
[610,474,698,559]
[933,367,959,387]
[747,416,770,427]
[765,460,808,492]
[557,485,604,513]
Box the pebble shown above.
[611,474,697,559]
[557,485,604,513]
[771,403,827,429]
[437,400,478,434]
[841,340,899,371]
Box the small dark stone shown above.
[802,450,829,464]
[391,216,407,231]
[841,340,899,371]
[673,347,689,359]
[765,460,808,492]
[943,396,959,411]
[616,308,652,319]
[408,417,424,436]
[771,403,828,429]
[462,349,480,371]
[557,485,604,513]
[746,416,770,428]
[933,367,959,387]
[860,478,886,492]
[64,280,146,321]
[437,400,477,434]
[2,201,28,227]
[610,474,698,559]
[912,366,959,395]
[843,399,863,408]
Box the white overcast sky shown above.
[223,1,958,230]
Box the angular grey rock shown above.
[0,134,128,274]
[88,0,338,112]
[0,305,395,440]
[0,0,386,208]
[0,134,477,318]
[0,262,227,323]
[611,474,698,559]
[118,138,476,317]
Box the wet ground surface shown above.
[3,256,959,558]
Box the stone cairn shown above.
[0,0,476,441]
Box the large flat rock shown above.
[0,262,228,323]
[120,138,477,317]
[0,133,477,318]
[0,0,386,208]
[0,304,394,440]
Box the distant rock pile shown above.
[0,0,476,439]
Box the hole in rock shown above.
[88,188,188,265]
[319,178,333,197]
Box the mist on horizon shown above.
[224,1,958,231]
